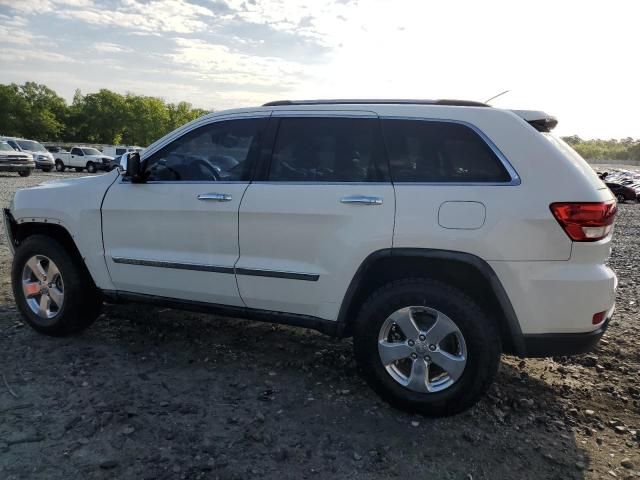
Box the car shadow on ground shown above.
[0,301,592,479]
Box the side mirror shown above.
[121,152,145,182]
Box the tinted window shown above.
[383,120,511,183]
[116,148,126,155]
[268,117,388,182]
[71,148,83,155]
[144,118,267,182]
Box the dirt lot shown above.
[0,171,638,480]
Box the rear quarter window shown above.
[382,119,512,183]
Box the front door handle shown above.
[340,195,383,206]
[197,193,232,202]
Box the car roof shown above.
[262,99,489,107]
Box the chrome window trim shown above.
[250,181,391,186]
[381,116,521,186]
[119,179,250,185]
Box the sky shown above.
[0,0,638,138]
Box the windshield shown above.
[0,142,15,152]
[17,140,46,152]
[82,148,101,155]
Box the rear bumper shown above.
[490,259,617,357]
[521,312,612,357]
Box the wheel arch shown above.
[337,248,525,356]
[6,212,97,287]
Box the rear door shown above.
[236,112,395,320]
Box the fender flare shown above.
[336,248,525,356]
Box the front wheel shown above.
[616,194,625,203]
[11,235,102,336]
[18,170,32,177]
[353,278,501,416]
[86,162,97,174]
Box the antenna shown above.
[484,90,510,104]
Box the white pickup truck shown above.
[53,146,114,173]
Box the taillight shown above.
[549,201,617,242]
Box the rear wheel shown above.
[18,170,32,177]
[353,278,501,416]
[86,162,97,174]
[11,235,102,336]
[616,194,625,203]
[55,160,65,172]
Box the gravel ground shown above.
[0,170,638,480]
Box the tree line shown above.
[0,82,209,146]
[562,136,640,162]
[1,82,639,158]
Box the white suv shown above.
[4,100,617,416]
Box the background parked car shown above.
[101,145,145,157]
[606,182,639,203]
[45,145,68,154]
[0,141,35,177]
[54,146,114,173]
[0,137,54,171]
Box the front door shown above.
[101,115,269,305]
[236,113,395,320]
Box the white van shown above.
[101,145,145,158]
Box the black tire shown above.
[75,167,83,172]
[86,162,97,174]
[55,160,65,172]
[353,278,501,416]
[18,170,32,177]
[11,235,102,336]
[41,167,52,172]
[616,194,625,203]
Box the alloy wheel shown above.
[21,255,64,320]
[377,306,467,393]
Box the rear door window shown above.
[268,117,389,182]
[382,119,511,183]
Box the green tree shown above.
[0,83,28,136]
[18,82,67,140]
[124,95,170,145]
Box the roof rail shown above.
[262,99,489,107]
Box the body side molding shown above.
[110,257,318,281]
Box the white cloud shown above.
[94,42,132,53]
[60,0,216,34]
[0,15,39,45]
[167,37,308,91]
[0,48,74,64]
[0,0,93,13]
[1,0,639,137]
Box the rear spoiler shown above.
[511,110,558,132]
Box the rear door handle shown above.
[197,193,232,202]
[340,195,383,205]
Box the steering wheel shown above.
[191,158,220,181]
